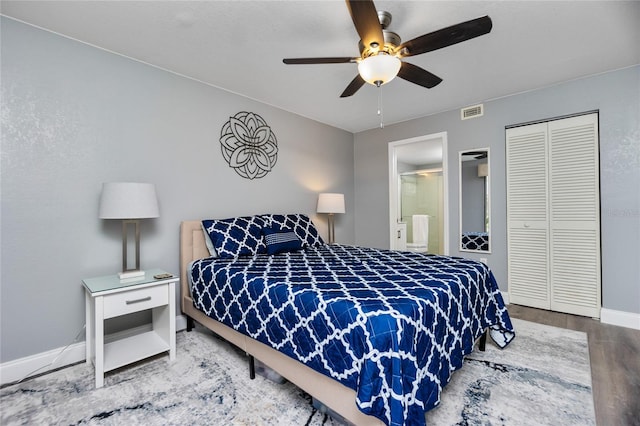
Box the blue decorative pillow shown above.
[261,214,324,247]
[202,216,266,258]
[262,226,303,255]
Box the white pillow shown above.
[200,222,217,257]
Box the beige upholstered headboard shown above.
[179,221,210,312]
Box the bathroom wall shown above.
[400,172,443,253]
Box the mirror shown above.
[459,148,490,252]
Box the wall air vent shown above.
[461,104,484,120]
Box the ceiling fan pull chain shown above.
[378,83,385,128]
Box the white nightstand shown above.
[83,269,178,388]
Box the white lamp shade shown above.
[99,182,160,219]
[317,193,345,214]
[357,54,401,86]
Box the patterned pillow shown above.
[202,216,266,258]
[262,226,303,255]
[261,214,324,247]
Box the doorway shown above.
[400,169,444,253]
[388,132,449,255]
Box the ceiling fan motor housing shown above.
[358,11,401,56]
[377,10,392,29]
[358,31,401,56]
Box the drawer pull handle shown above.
[126,296,151,305]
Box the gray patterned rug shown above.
[1,318,594,425]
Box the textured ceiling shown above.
[2,1,639,133]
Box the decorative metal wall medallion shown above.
[219,111,278,180]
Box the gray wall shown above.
[354,65,640,316]
[1,18,354,362]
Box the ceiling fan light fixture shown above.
[357,53,401,86]
[283,4,493,98]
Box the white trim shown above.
[175,314,188,332]
[388,132,449,254]
[501,291,510,305]
[0,339,87,386]
[600,308,640,330]
[0,315,188,386]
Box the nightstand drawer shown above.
[103,284,168,319]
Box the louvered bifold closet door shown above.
[506,123,550,309]
[548,113,601,318]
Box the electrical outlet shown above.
[480,258,487,264]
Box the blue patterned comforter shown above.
[190,244,514,426]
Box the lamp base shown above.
[118,270,145,280]
[327,213,335,244]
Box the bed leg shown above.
[479,330,487,352]
[249,355,256,380]
[186,316,195,332]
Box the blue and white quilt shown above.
[190,244,514,426]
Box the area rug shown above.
[0,318,595,425]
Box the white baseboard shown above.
[0,315,189,386]
[176,314,188,332]
[502,296,638,330]
[0,339,87,386]
[600,308,640,330]
[501,291,639,330]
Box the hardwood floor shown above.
[507,304,640,426]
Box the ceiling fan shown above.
[283,0,492,98]
[462,151,488,160]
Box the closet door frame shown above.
[506,111,601,318]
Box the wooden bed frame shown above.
[179,220,384,425]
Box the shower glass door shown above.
[400,170,444,254]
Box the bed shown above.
[180,215,514,426]
[461,232,489,251]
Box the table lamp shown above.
[317,193,345,244]
[99,182,159,280]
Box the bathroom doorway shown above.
[400,169,444,254]
[388,132,449,255]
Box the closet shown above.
[506,112,601,318]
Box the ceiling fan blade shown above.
[397,62,443,89]
[398,16,492,57]
[283,57,355,65]
[462,151,488,159]
[345,0,384,51]
[340,75,366,98]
